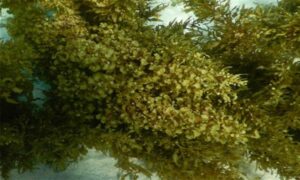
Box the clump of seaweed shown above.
[0,0,299,179]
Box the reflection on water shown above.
[9,149,280,180]
[5,128,297,179]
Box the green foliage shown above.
[183,0,300,177]
[0,0,299,179]
[3,0,254,144]
[0,39,35,104]
[0,38,37,179]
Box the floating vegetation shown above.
[0,0,299,179]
